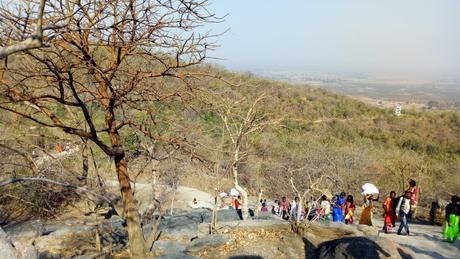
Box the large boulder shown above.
[216,209,243,222]
[2,215,130,258]
[152,240,197,258]
[3,219,44,242]
[153,240,187,254]
[0,226,38,259]
[150,209,212,240]
[35,217,129,257]
[316,236,414,259]
[34,224,95,257]
[356,224,379,236]
[301,221,362,247]
[148,239,200,259]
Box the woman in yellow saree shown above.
[359,194,379,226]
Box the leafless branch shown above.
[0,0,46,59]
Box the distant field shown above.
[347,95,426,111]
[258,71,460,111]
[311,79,460,109]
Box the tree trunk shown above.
[90,146,105,188]
[296,198,303,224]
[114,152,146,257]
[232,150,248,220]
[80,139,89,186]
[170,184,176,216]
[210,195,218,234]
[142,161,161,225]
[146,215,162,252]
[254,189,263,217]
[235,182,249,220]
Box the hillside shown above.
[187,67,460,200]
[1,64,459,224]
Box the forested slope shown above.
[185,66,460,201]
[1,64,459,224]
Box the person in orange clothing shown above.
[359,194,379,226]
[383,191,397,233]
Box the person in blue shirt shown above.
[332,192,347,222]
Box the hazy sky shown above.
[208,0,460,80]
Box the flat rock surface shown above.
[191,224,306,258]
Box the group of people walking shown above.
[268,193,357,223]
[270,196,302,220]
[323,180,420,237]
[244,178,458,243]
[382,190,414,235]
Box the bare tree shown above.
[286,159,335,233]
[290,174,325,225]
[219,94,275,220]
[322,147,368,194]
[0,0,221,256]
[383,151,421,193]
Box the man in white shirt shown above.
[291,197,301,221]
[396,191,412,236]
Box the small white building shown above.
[394,103,402,116]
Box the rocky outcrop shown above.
[3,219,44,242]
[2,216,128,258]
[0,206,295,258]
[0,226,38,259]
[147,208,256,240]
[34,223,95,257]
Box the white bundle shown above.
[219,192,228,198]
[361,183,379,195]
[230,188,240,197]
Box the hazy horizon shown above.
[209,0,460,82]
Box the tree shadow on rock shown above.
[400,243,449,259]
[397,248,416,259]
[316,236,414,259]
[302,237,317,259]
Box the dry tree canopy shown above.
[0,0,222,153]
[0,0,223,255]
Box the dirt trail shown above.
[374,218,460,259]
[106,180,215,212]
[34,147,79,166]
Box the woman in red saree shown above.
[383,191,397,233]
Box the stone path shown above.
[374,218,460,259]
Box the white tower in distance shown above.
[394,103,402,116]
